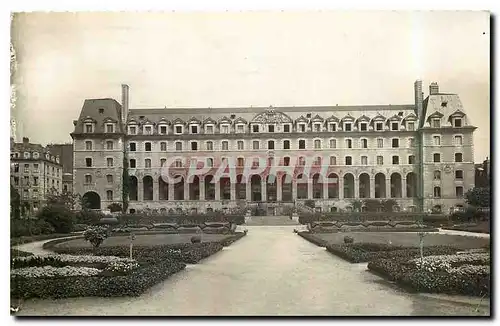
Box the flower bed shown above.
[10,249,34,258]
[368,253,491,297]
[11,266,102,278]
[12,254,137,269]
[326,243,459,263]
[11,258,186,299]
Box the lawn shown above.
[442,221,490,234]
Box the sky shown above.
[10,11,490,162]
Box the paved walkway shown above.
[15,227,489,316]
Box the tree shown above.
[83,226,108,248]
[381,199,398,213]
[46,189,78,211]
[10,184,20,219]
[37,205,74,233]
[122,156,129,213]
[363,199,382,213]
[465,187,490,208]
[108,203,123,213]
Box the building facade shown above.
[10,137,63,216]
[46,143,74,194]
[71,81,476,215]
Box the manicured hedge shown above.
[116,214,245,226]
[368,255,490,297]
[10,233,77,247]
[297,232,331,247]
[11,258,186,299]
[298,213,448,225]
[326,243,459,263]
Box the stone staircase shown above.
[245,215,299,226]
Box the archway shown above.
[312,173,323,199]
[143,176,153,201]
[374,173,386,198]
[297,174,308,199]
[205,175,215,200]
[390,173,402,198]
[343,173,355,198]
[281,174,293,202]
[129,176,138,201]
[359,173,370,198]
[250,175,262,201]
[327,173,339,198]
[174,175,185,200]
[83,191,101,209]
[220,177,231,200]
[190,176,200,200]
[267,175,277,202]
[159,176,168,200]
[406,172,417,198]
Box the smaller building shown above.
[475,157,490,188]
[46,143,74,194]
[10,137,63,216]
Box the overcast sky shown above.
[11,11,490,162]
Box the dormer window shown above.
[23,152,30,159]
[205,125,214,134]
[143,126,153,135]
[391,122,399,131]
[221,124,230,134]
[175,125,183,134]
[313,123,321,132]
[344,123,352,132]
[236,124,245,133]
[105,123,114,133]
[283,124,291,133]
[252,125,259,133]
[268,125,275,133]
[159,125,168,134]
[298,123,306,132]
[98,108,104,114]
[190,125,199,134]
[454,118,462,128]
[33,152,39,159]
[129,126,137,135]
[376,122,383,131]
[407,122,415,131]
[360,123,368,131]
[85,123,93,133]
[329,123,337,132]
[432,119,441,128]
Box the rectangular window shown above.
[345,139,352,149]
[130,159,136,168]
[434,187,441,198]
[129,142,136,151]
[206,141,213,151]
[268,140,275,150]
[284,157,290,166]
[377,156,383,165]
[433,153,441,163]
[329,123,336,132]
[314,140,321,149]
[175,142,182,151]
[107,191,113,201]
[145,143,152,152]
[24,164,29,172]
[222,141,229,151]
[191,125,198,134]
[314,124,321,132]
[33,164,39,172]
[237,125,244,133]
[191,142,198,151]
[160,126,167,134]
[145,159,151,168]
[23,176,29,185]
[361,139,368,148]
[283,140,290,149]
[237,157,244,167]
[107,175,113,183]
[85,141,92,150]
[160,158,166,167]
[408,138,415,147]
[237,141,244,150]
[85,124,93,133]
[268,125,275,133]
[407,122,415,131]
[454,135,463,145]
[129,126,137,135]
[455,153,463,162]
[299,140,306,149]
[377,138,384,148]
[207,158,213,167]
[329,156,336,165]
[206,125,214,134]
[85,175,92,184]
[361,156,368,165]
[160,142,167,151]
[434,170,441,180]
[345,156,352,165]
[284,124,291,132]
[456,186,464,197]
[14,176,19,185]
[106,141,113,150]
[455,170,463,179]
[344,123,352,131]
[360,123,367,131]
[221,125,229,134]
[376,122,383,131]
[392,139,399,148]
[408,155,415,164]
[252,125,259,133]
[144,126,152,135]
[454,119,462,128]
[107,158,113,167]
[330,139,336,149]
[299,124,306,132]
[391,122,399,131]
[175,126,183,134]
[85,158,92,167]
[433,136,441,146]
[33,177,38,186]
[392,156,399,165]
[432,119,441,128]
[253,141,259,150]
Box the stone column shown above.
[292,180,297,201]
[261,182,267,202]
[277,178,283,202]
[402,178,407,198]
[307,180,313,199]
[199,180,205,200]
[370,178,375,199]
[386,178,391,199]
[246,180,252,202]
[153,180,159,201]
[184,181,190,201]
[230,181,236,201]
[215,179,221,200]
[354,177,360,199]
[323,181,329,199]
[138,179,144,201]
[168,182,174,201]
[338,176,344,199]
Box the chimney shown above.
[121,84,130,126]
[414,80,423,118]
[22,137,29,144]
[429,82,439,95]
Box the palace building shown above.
[71,81,476,215]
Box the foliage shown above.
[11,258,186,299]
[304,199,315,209]
[83,226,109,248]
[363,199,382,213]
[465,187,490,208]
[10,249,33,258]
[190,235,201,244]
[344,236,354,244]
[46,190,78,211]
[115,213,245,226]
[12,254,136,269]
[37,205,74,233]
[11,266,102,278]
[381,199,398,213]
[108,203,123,213]
[351,200,363,212]
[122,156,129,213]
[104,261,140,275]
[75,209,103,225]
[10,184,21,219]
[10,218,55,237]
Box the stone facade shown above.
[70,81,476,214]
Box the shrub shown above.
[344,236,354,244]
[10,219,56,237]
[75,210,103,225]
[107,203,123,213]
[191,235,201,244]
[83,226,108,248]
[10,249,33,258]
[297,232,330,247]
[304,200,315,209]
[38,206,75,233]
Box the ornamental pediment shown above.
[252,108,293,124]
